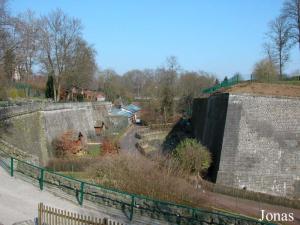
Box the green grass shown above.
[87,144,101,157]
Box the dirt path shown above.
[119,125,143,154]
[203,191,300,225]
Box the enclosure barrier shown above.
[38,203,123,225]
[0,151,275,225]
[202,75,240,94]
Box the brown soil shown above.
[222,82,300,97]
[203,191,300,225]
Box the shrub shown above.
[46,157,100,172]
[252,59,279,82]
[173,138,212,176]
[85,153,207,207]
[8,88,19,99]
[53,130,87,157]
[101,137,119,155]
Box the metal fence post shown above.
[39,168,44,190]
[10,157,14,177]
[79,182,84,206]
[192,208,196,218]
[129,195,135,221]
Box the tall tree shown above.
[266,16,292,78]
[14,10,39,80]
[0,0,13,61]
[38,9,82,101]
[176,71,214,115]
[123,69,147,97]
[62,38,96,90]
[3,48,15,80]
[159,56,179,122]
[97,69,128,102]
[282,0,300,50]
[0,0,12,99]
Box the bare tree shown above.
[62,38,96,90]
[123,69,147,97]
[159,56,180,122]
[282,0,300,50]
[38,9,82,101]
[0,0,15,62]
[14,10,39,80]
[266,16,292,78]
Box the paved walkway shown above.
[0,166,125,225]
[0,166,171,225]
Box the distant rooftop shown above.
[109,108,133,118]
[122,104,141,113]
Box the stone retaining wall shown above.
[192,93,300,199]
[0,102,128,165]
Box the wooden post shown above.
[38,203,43,225]
[103,218,108,225]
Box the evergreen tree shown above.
[45,75,54,99]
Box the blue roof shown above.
[110,108,133,118]
[123,104,141,113]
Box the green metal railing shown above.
[203,75,240,94]
[0,151,275,225]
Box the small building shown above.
[94,121,107,136]
[110,107,133,118]
[96,93,105,102]
[122,104,141,124]
[60,86,106,102]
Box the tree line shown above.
[0,0,96,101]
[97,56,215,123]
[253,0,300,81]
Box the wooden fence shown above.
[38,203,124,225]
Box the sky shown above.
[9,0,300,79]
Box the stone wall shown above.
[192,93,300,198]
[1,111,48,164]
[217,94,300,198]
[191,94,229,181]
[0,102,128,165]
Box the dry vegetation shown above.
[52,130,87,157]
[84,153,208,207]
[47,151,208,208]
[226,82,300,97]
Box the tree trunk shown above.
[57,82,61,102]
[53,82,57,102]
[164,106,167,124]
